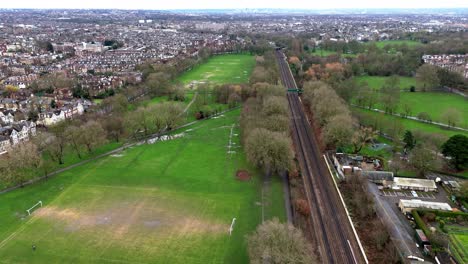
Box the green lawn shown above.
[356,76,417,91]
[353,107,468,138]
[372,92,468,128]
[177,54,255,85]
[310,48,357,58]
[0,109,285,263]
[372,40,423,49]
[449,229,468,263]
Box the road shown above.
[275,50,367,264]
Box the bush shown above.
[294,199,310,216]
[423,212,436,222]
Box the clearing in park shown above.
[0,109,285,263]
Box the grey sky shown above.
[0,0,467,9]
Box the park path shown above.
[0,107,240,195]
[352,105,468,132]
[183,92,198,114]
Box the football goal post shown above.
[229,218,236,236]
[26,201,42,216]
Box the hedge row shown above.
[412,210,431,236]
[417,209,468,221]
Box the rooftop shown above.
[393,177,437,189]
[399,199,452,211]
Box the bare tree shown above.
[351,126,378,153]
[4,142,42,186]
[416,64,440,91]
[102,116,126,142]
[441,108,461,128]
[125,106,156,139]
[247,218,316,264]
[399,103,411,119]
[389,155,404,177]
[100,94,129,114]
[79,121,107,153]
[380,75,400,114]
[409,144,438,176]
[65,125,84,159]
[48,123,68,164]
[323,114,354,148]
[262,96,289,117]
[245,128,292,175]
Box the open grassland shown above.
[0,109,285,264]
[356,76,417,90]
[310,48,357,58]
[373,92,468,128]
[178,54,255,85]
[353,108,468,138]
[372,40,423,49]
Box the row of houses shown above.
[0,121,36,154]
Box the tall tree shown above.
[403,130,416,150]
[65,125,84,159]
[441,134,468,170]
[440,108,461,128]
[245,128,292,175]
[247,218,316,264]
[416,64,440,91]
[79,121,107,153]
[4,142,42,186]
[352,126,378,153]
[380,75,400,114]
[102,116,125,142]
[409,144,438,176]
[323,114,354,148]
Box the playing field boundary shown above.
[0,106,240,196]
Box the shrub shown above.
[294,199,310,216]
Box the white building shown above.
[0,135,11,155]
[37,102,84,126]
[392,177,437,192]
[398,199,452,214]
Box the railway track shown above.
[275,50,365,264]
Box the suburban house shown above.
[0,135,11,154]
[0,110,15,124]
[0,121,36,154]
[37,102,84,126]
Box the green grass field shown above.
[448,227,468,263]
[310,48,357,58]
[178,54,255,85]
[372,92,468,128]
[356,76,417,90]
[0,109,285,263]
[353,107,468,138]
[372,40,423,49]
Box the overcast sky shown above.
[0,0,467,10]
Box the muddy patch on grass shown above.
[36,204,229,238]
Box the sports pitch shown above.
[0,109,285,263]
[178,54,255,85]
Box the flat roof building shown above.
[392,177,437,192]
[398,199,452,213]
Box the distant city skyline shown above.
[0,0,467,10]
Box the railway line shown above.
[275,50,366,264]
